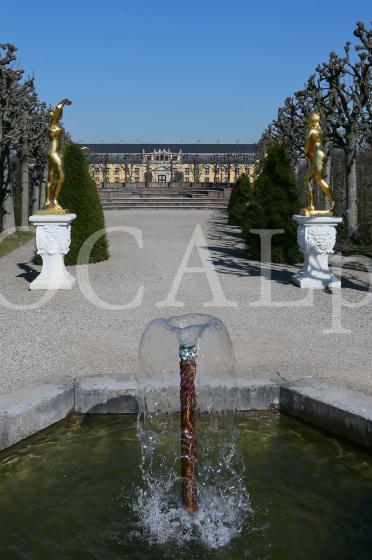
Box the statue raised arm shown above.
[50,98,72,126]
[38,98,72,214]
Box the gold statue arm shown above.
[304,130,316,161]
[50,98,72,125]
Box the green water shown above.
[0,413,371,560]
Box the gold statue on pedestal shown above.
[38,98,71,215]
[300,112,335,216]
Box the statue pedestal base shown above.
[292,215,342,289]
[29,214,76,290]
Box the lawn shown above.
[0,229,35,258]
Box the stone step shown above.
[100,185,230,210]
[102,200,227,205]
[101,195,219,200]
[103,206,228,210]
[102,187,219,192]
[102,199,225,203]
[102,198,227,204]
[102,197,222,202]
[102,201,228,209]
[100,191,220,198]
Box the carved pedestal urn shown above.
[28,214,76,290]
[292,215,342,289]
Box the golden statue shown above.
[300,112,335,216]
[38,98,71,214]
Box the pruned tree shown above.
[121,153,142,183]
[221,153,236,186]
[0,43,60,231]
[258,21,371,239]
[238,152,256,181]
[28,105,47,213]
[0,43,35,231]
[306,21,371,237]
[144,159,155,184]
[228,152,250,183]
[19,99,50,221]
[182,153,203,183]
[272,92,312,160]
[168,155,176,183]
[354,21,372,144]
[86,151,111,187]
[208,153,223,184]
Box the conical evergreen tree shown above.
[58,144,109,265]
[242,143,301,264]
[227,174,253,226]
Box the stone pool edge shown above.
[0,375,371,451]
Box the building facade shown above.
[80,143,257,186]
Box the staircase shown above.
[100,185,231,210]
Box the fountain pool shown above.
[0,412,371,560]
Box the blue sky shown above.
[1,0,370,143]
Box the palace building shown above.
[80,143,257,186]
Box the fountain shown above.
[137,313,237,413]
[135,314,251,546]
[0,373,371,556]
[0,319,371,556]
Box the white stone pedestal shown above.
[29,214,76,290]
[292,215,342,289]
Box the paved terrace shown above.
[0,210,371,395]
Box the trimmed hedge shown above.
[227,144,301,264]
[241,143,301,264]
[227,174,253,226]
[58,144,109,265]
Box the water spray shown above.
[136,313,248,542]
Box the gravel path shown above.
[0,209,371,394]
